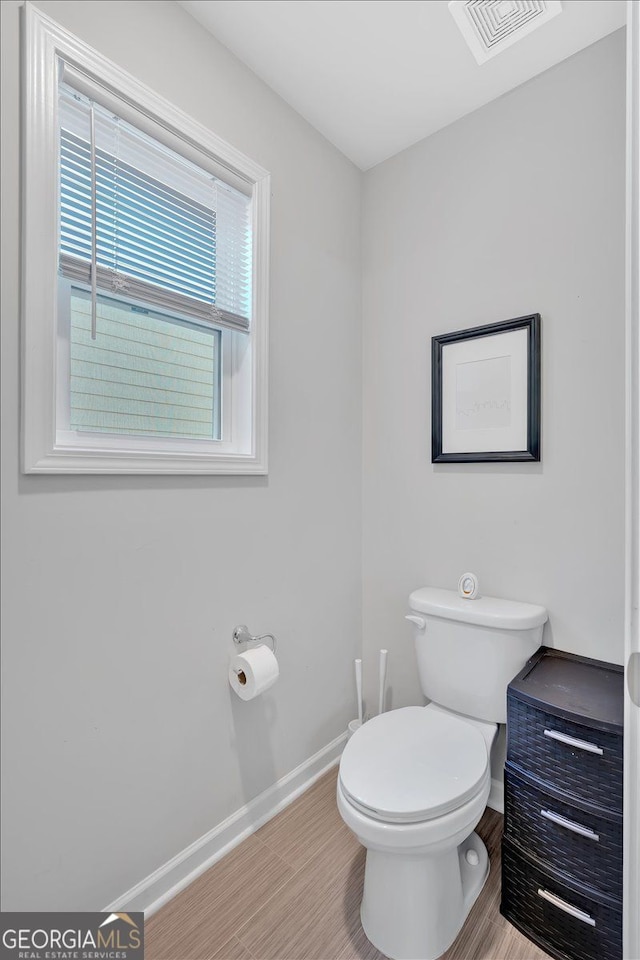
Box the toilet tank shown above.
[408,587,547,724]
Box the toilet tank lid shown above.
[409,587,548,630]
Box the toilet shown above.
[337,586,548,960]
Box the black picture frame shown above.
[431,314,541,463]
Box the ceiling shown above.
[178,1,626,170]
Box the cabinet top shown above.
[508,647,624,733]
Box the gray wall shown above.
[0,0,362,910]
[362,31,626,714]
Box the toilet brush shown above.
[355,658,363,725]
[378,649,388,715]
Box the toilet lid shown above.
[339,707,489,823]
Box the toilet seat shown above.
[339,706,489,824]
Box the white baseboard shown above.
[488,777,504,814]
[104,731,348,918]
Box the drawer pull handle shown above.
[537,888,596,927]
[540,808,600,841]
[543,729,604,755]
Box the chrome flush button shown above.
[458,572,479,599]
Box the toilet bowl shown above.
[338,704,496,960]
[337,585,548,960]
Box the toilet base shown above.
[360,831,489,960]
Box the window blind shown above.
[58,83,252,333]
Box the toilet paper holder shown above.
[233,624,277,654]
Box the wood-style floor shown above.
[146,767,552,960]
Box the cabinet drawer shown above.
[501,840,622,960]
[504,765,623,899]
[506,695,623,811]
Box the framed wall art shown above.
[432,314,541,463]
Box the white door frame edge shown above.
[624,4,640,960]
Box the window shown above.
[22,6,269,473]
[64,292,222,441]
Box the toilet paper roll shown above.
[229,645,279,701]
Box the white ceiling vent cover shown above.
[449,1,563,64]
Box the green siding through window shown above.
[69,294,220,439]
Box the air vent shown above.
[449,0,562,64]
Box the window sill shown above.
[23,447,268,475]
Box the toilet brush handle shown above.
[355,659,363,725]
[378,649,388,716]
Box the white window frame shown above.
[22,3,270,474]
